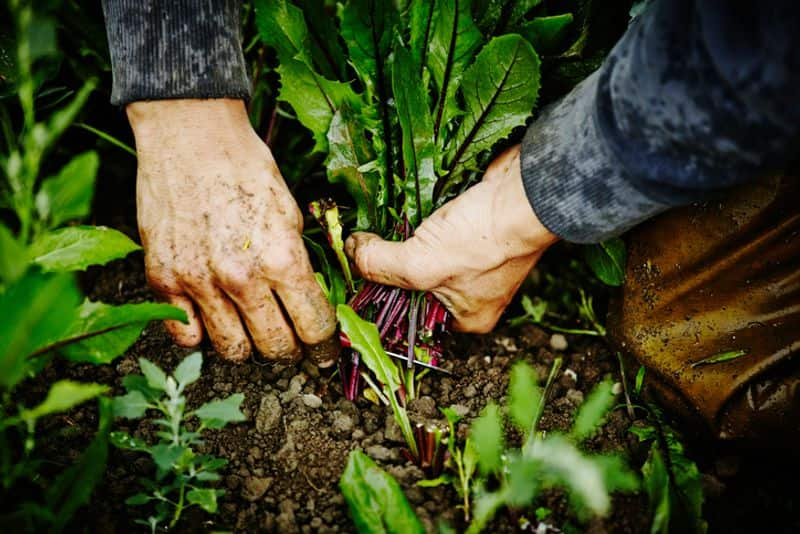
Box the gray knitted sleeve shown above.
[101,0,251,106]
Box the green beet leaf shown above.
[507,361,541,438]
[427,0,482,140]
[584,237,626,286]
[393,45,437,225]
[28,225,141,272]
[441,34,540,198]
[34,150,98,230]
[470,402,504,475]
[340,450,425,534]
[57,300,187,364]
[409,0,437,76]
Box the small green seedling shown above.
[111,352,245,532]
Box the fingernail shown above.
[305,335,340,368]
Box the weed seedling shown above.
[110,352,245,532]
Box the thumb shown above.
[345,232,422,290]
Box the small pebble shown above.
[566,388,584,406]
[612,382,623,395]
[302,394,323,409]
[550,334,568,351]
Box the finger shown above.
[162,294,204,347]
[345,232,432,290]
[187,285,253,363]
[225,285,301,364]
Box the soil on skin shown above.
[19,237,800,534]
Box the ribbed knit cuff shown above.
[519,71,671,244]
[102,0,251,106]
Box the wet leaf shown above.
[109,431,149,451]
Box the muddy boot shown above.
[607,175,800,443]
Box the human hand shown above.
[127,99,336,364]
[346,145,559,333]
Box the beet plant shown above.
[256,0,567,466]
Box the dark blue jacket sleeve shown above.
[520,0,800,243]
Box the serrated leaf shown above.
[571,379,615,442]
[194,393,246,425]
[187,488,220,513]
[35,151,98,229]
[584,238,626,286]
[29,226,141,272]
[20,380,108,422]
[508,361,541,437]
[427,0,482,139]
[139,358,168,391]
[112,390,150,419]
[0,270,79,388]
[174,351,203,388]
[441,34,539,197]
[57,300,187,364]
[471,403,504,475]
[393,45,437,225]
[340,450,425,534]
[325,106,381,230]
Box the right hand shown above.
[127,99,337,365]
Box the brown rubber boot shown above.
[607,175,800,443]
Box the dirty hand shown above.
[346,145,559,333]
[127,99,336,364]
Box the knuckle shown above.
[264,248,300,278]
[214,262,254,293]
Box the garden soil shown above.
[21,247,800,533]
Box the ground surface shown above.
[16,247,797,533]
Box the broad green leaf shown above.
[571,379,615,441]
[508,361,541,436]
[0,223,26,283]
[174,351,203,388]
[255,0,359,153]
[45,397,112,530]
[112,390,150,419]
[409,0,437,75]
[393,45,437,225]
[34,151,98,229]
[29,226,141,272]
[529,435,610,515]
[427,0,482,139]
[340,450,425,534]
[584,238,626,286]
[519,14,574,53]
[690,349,748,368]
[294,0,348,80]
[109,431,149,451]
[139,358,168,391]
[0,270,79,388]
[57,300,186,364]
[194,393,246,426]
[470,403,504,475]
[339,0,397,99]
[441,34,540,197]
[150,443,186,473]
[20,380,108,422]
[187,488,221,513]
[642,444,670,534]
[325,106,381,230]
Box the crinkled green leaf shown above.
[340,450,425,534]
[20,380,108,422]
[584,238,626,286]
[427,0,482,139]
[393,45,437,225]
[571,379,615,441]
[173,351,203,389]
[441,34,539,197]
[470,403,504,475]
[508,361,541,437]
[112,390,150,419]
[29,226,141,272]
[0,270,79,388]
[58,300,186,364]
[339,0,397,99]
[186,488,221,513]
[193,393,246,426]
[519,14,574,53]
[35,151,98,229]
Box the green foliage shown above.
[340,450,425,534]
[111,352,245,531]
[690,349,748,368]
[631,405,706,534]
[584,237,626,286]
[28,226,141,272]
[337,305,417,457]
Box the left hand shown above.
[345,145,560,333]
